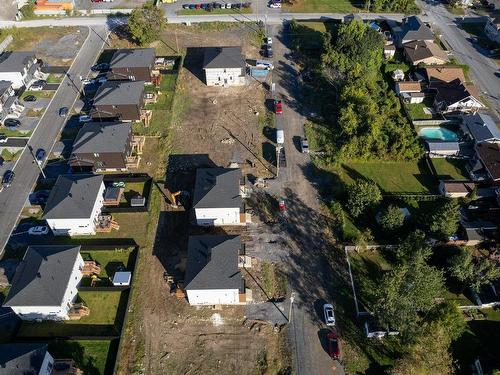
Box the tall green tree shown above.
[346,179,382,218]
[379,205,405,231]
[128,3,166,46]
[448,248,500,292]
[430,200,460,240]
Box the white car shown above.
[28,226,49,236]
[323,303,335,326]
[269,2,281,8]
[79,115,92,123]
[30,84,43,91]
[81,78,92,85]
[225,3,232,8]
[266,37,273,45]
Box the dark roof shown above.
[43,174,104,219]
[4,245,81,307]
[476,142,500,181]
[441,181,475,193]
[433,79,481,106]
[399,16,434,41]
[0,80,12,96]
[185,235,243,291]
[403,40,449,64]
[193,168,242,209]
[463,113,500,143]
[72,121,131,154]
[110,48,155,69]
[0,343,49,374]
[93,81,145,106]
[426,141,459,151]
[0,51,36,73]
[425,66,465,83]
[203,47,245,69]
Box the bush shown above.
[347,180,382,218]
[379,205,405,231]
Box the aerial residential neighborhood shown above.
[0,0,499,374]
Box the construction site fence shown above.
[14,335,120,341]
[77,239,138,250]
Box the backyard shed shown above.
[112,271,132,286]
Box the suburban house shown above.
[3,245,84,320]
[403,40,449,66]
[474,142,500,182]
[384,44,396,59]
[393,16,435,47]
[461,221,497,246]
[395,81,424,103]
[184,235,247,306]
[203,46,246,87]
[108,48,157,84]
[43,174,105,236]
[0,80,24,123]
[0,343,54,374]
[92,80,149,122]
[439,181,475,198]
[432,79,484,113]
[0,51,42,89]
[485,15,500,43]
[70,121,144,172]
[462,113,500,144]
[425,140,460,158]
[193,167,250,226]
[424,66,466,84]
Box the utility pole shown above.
[27,145,46,179]
[276,145,282,177]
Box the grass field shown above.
[431,159,469,180]
[341,160,436,193]
[80,249,135,278]
[178,7,251,15]
[284,0,360,13]
[21,90,54,100]
[405,102,433,120]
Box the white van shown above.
[256,60,274,70]
[276,129,284,144]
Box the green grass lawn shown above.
[46,73,63,84]
[284,0,360,12]
[178,7,251,15]
[49,340,116,375]
[431,159,469,180]
[341,160,436,193]
[21,90,54,100]
[406,102,433,120]
[76,292,123,324]
[0,127,32,137]
[1,149,21,162]
[80,249,135,278]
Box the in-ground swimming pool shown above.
[419,127,459,141]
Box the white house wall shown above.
[204,68,245,87]
[448,97,484,111]
[195,207,241,226]
[187,288,240,305]
[0,72,23,89]
[39,352,55,375]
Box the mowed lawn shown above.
[341,161,436,193]
[284,0,360,12]
[431,159,469,180]
[80,249,134,278]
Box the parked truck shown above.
[276,129,284,144]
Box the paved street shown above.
[0,25,110,256]
[417,0,500,117]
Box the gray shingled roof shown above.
[72,121,131,154]
[0,51,35,73]
[399,16,434,42]
[0,343,49,374]
[43,174,104,220]
[203,47,245,69]
[4,245,81,307]
[185,235,243,291]
[463,113,500,143]
[93,81,145,106]
[193,168,242,209]
[0,80,12,96]
[110,48,155,69]
[426,141,460,152]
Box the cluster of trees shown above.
[366,0,419,13]
[128,3,166,45]
[321,20,422,161]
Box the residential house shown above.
[43,174,105,236]
[203,47,246,87]
[462,113,500,144]
[461,221,497,246]
[394,16,435,47]
[432,79,484,113]
[108,48,157,83]
[0,51,41,89]
[425,140,460,157]
[3,245,84,320]
[439,181,475,198]
[424,66,466,84]
[185,235,246,306]
[395,81,424,103]
[70,121,138,172]
[0,80,24,123]
[92,80,147,122]
[403,40,449,66]
[474,142,500,182]
[193,167,249,226]
[485,15,500,43]
[0,343,54,374]
[384,44,396,59]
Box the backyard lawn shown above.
[405,101,433,120]
[431,159,469,180]
[80,249,135,278]
[341,160,436,193]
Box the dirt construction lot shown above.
[117,24,290,375]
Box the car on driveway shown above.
[269,2,281,8]
[59,107,69,117]
[35,148,46,164]
[0,135,7,143]
[4,118,21,128]
[23,95,37,102]
[266,37,272,45]
[300,137,309,153]
[2,170,15,188]
[279,198,285,212]
[28,226,49,236]
[323,303,335,326]
[79,115,92,123]
[182,3,190,8]
[327,331,340,360]
[274,99,283,114]
[30,80,46,91]
[91,63,109,72]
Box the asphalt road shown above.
[417,0,500,117]
[0,25,110,257]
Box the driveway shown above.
[22,98,51,111]
[15,116,39,134]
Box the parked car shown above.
[30,190,50,205]
[225,3,232,8]
[30,80,45,91]
[242,2,251,7]
[91,63,109,72]
[327,331,340,360]
[4,118,21,128]
[0,156,4,167]
[213,2,222,8]
[263,45,273,58]
[0,134,7,143]
[79,115,92,123]
[2,170,15,188]
[189,4,196,9]
[274,99,283,114]
[81,78,92,85]
[201,3,208,9]
[323,303,335,326]
[28,226,50,236]
[279,198,286,212]
[59,107,69,117]
[182,3,190,8]
[269,2,281,8]
[35,148,46,164]
[23,95,37,102]
[266,37,273,45]
[233,3,241,8]
[195,3,201,9]
[300,137,309,153]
